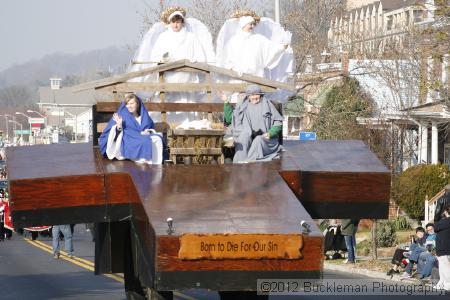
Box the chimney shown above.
[50,78,62,90]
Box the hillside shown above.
[0,46,133,89]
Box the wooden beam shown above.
[185,61,294,90]
[72,60,295,92]
[171,129,225,136]
[97,82,278,93]
[72,60,190,92]
[169,148,223,155]
[95,102,225,113]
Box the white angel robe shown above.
[152,27,209,124]
[151,26,206,83]
[223,31,286,78]
[130,21,214,125]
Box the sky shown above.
[0,0,152,72]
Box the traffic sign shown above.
[14,130,31,135]
[28,117,45,124]
[299,132,317,141]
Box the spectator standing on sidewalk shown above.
[341,219,360,264]
[52,225,74,259]
[434,204,450,291]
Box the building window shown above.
[405,10,410,25]
[444,144,450,167]
[386,15,393,30]
[414,10,424,23]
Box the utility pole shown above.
[64,109,77,143]
[15,112,32,144]
[274,0,280,23]
[0,115,9,143]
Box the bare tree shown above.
[281,0,347,73]
[0,85,33,108]
[188,0,250,42]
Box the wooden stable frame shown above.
[83,60,296,166]
[72,60,293,93]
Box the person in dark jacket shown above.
[341,219,360,263]
[434,205,450,291]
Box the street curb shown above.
[324,261,407,283]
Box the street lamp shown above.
[63,109,77,143]
[4,114,16,143]
[0,114,9,143]
[27,109,47,144]
[15,112,32,143]
[27,109,45,118]
[9,120,23,144]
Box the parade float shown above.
[6,59,391,300]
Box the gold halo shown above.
[231,9,261,23]
[160,6,187,24]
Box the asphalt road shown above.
[0,225,447,300]
[0,225,125,300]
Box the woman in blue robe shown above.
[99,94,164,164]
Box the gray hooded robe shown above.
[231,96,283,163]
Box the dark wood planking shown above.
[104,172,141,205]
[6,141,391,287]
[301,201,389,219]
[12,204,131,228]
[124,162,319,236]
[6,143,102,180]
[156,235,323,272]
[96,102,225,113]
[280,171,391,203]
[9,175,105,211]
[7,141,391,226]
[282,140,389,173]
[101,159,323,274]
[280,140,391,219]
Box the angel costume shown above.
[216,15,294,82]
[129,10,215,125]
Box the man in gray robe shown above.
[223,85,283,163]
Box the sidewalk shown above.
[324,257,428,284]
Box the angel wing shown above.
[253,17,292,45]
[128,22,166,82]
[185,18,215,63]
[215,18,240,68]
[254,17,295,83]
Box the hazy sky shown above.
[0,0,152,72]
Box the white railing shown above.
[424,188,445,224]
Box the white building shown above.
[328,0,435,56]
[38,78,100,143]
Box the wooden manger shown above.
[168,128,225,164]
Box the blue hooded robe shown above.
[99,97,157,161]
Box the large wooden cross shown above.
[6,139,390,294]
